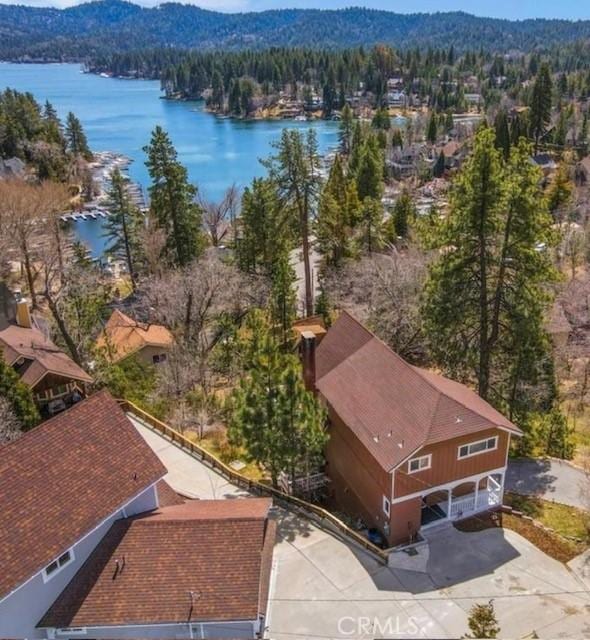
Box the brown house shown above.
[0,298,92,412]
[305,312,521,547]
[96,309,174,365]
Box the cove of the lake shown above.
[0,62,339,256]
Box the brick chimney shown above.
[300,330,317,392]
[15,299,32,329]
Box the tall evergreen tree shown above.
[426,112,438,144]
[423,129,556,410]
[529,63,553,152]
[493,109,511,160]
[263,129,321,317]
[269,249,297,347]
[229,312,327,488]
[103,167,144,290]
[339,103,354,155]
[144,126,204,267]
[65,112,92,160]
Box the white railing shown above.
[449,494,475,517]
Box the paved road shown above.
[506,458,589,509]
[132,418,590,639]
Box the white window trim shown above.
[457,436,498,460]
[408,453,432,474]
[382,495,391,517]
[56,629,87,636]
[42,547,75,583]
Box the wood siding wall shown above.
[393,428,509,499]
[325,407,392,533]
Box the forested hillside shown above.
[3,0,590,61]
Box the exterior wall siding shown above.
[393,428,509,499]
[325,408,392,534]
[46,620,258,639]
[0,484,159,640]
[389,497,422,545]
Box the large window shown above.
[458,436,498,460]
[43,549,74,582]
[408,454,432,474]
[382,496,391,516]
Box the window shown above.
[458,436,498,460]
[152,353,167,364]
[56,629,87,636]
[43,549,74,582]
[408,454,432,474]
[382,496,390,517]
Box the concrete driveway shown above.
[132,419,590,639]
[269,518,590,639]
[506,458,589,509]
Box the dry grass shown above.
[455,507,587,564]
[184,428,268,483]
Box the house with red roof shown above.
[0,391,275,639]
[301,312,521,547]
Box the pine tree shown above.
[269,249,297,348]
[493,109,511,160]
[263,129,321,317]
[0,357,40,430]
[65,112,92,160]
[464,601,500,639]
[359,197,383,254]
[423,129,557,408]
[529,63,553,152]
[433,150,446,178]
[427,112,438,144]
[237,177,284,273]
[103,167,144,290]
[144,126,204,267]
[339,104,354,155]
[229,312,327,488]
[355,134,384,201]
[386,190,415,241]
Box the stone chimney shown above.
[15,299,32,329]
[300,330,317,392]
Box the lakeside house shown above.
[96,309,174,365]
[300,312,521,547]
[0,288,92,413]
[0,391,275,639]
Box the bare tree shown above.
[0,397,23,445]
[323,248,429,362]
[198,184,240,247]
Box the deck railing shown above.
[118,399,390,563]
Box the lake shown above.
[0,63,339,256]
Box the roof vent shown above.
[398,439,405,449]
[455,416,463,424]
[373,435,379,443]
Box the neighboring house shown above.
[0,297,92,411]
[301,312,521,547]
[532,153,558,175]
[96,309,174,365]
[0,390,275,639]
[386,90,407,108]
[440,140,465,169]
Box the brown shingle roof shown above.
[316,312,520,472]
[38,499,275,628]
[96,309,174,363]
[0,324,93,386]
[0,390,166,600]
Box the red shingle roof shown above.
[316,312,520,472]
[0,390,166,600]
[38,499,275,628]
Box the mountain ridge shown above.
[2,0,590,60]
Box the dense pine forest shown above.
[4,0,590,61]
[87,43,590,122]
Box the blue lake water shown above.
[0,63,339,256]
